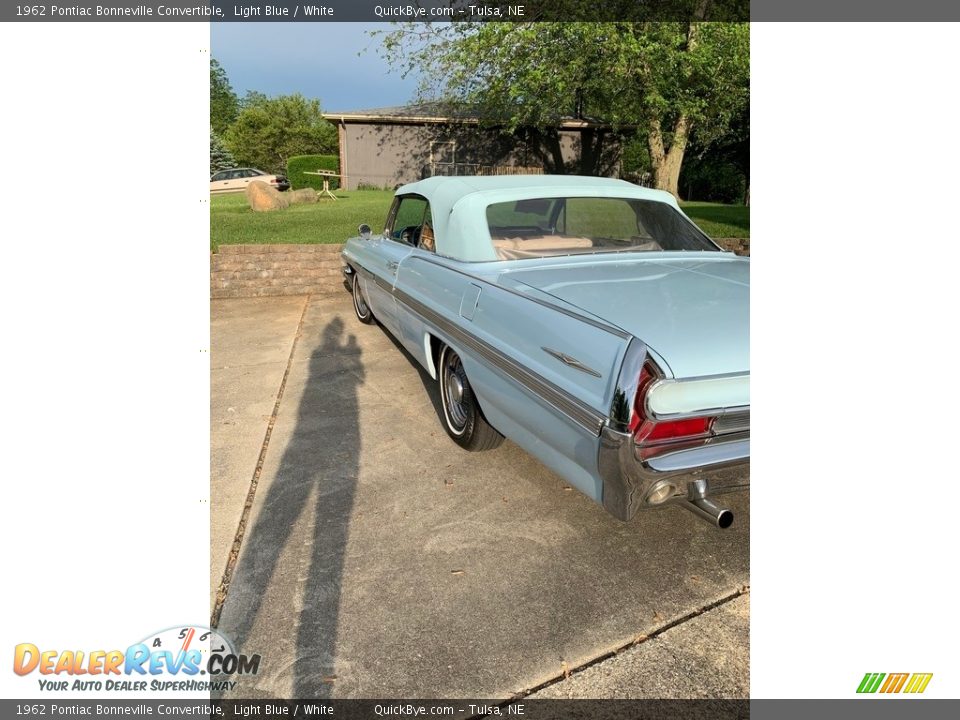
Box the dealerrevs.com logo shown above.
[857,672,933,694]
[13,626,260,693]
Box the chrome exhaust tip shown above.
[682,479,734,529]
[684,496,734,528]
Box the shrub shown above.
[287,154,340,191]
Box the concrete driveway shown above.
[211,293,749,699]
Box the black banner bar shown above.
[3,700,960,720]
[2,1,750,23]
[5,0,960,21]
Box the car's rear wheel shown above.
[438,344,503,451]
[352,272,374,324]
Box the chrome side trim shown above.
[393,285,608,437]
[352,263,376,282]
[541,347,602,378]
[348,257,395,294]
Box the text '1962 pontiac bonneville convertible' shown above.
[341,175,748,528]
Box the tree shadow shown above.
[345,121,622,190]
[218,316,363,699]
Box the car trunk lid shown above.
[499,254,749,379]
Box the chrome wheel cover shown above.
[353,275,369,318]
[441,348,469,434]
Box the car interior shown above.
[485,196,716,259]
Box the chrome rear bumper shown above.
[598,425,750,523]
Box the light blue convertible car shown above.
[341,176,748,528]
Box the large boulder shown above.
[288,188,318,205]
[246,180,290,212]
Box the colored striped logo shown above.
[857,672,933,694]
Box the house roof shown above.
[323,102,610,129]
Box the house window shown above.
[430,141,456,175]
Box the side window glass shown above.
[420,206,436,253]
[389,197,428,245]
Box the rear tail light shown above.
[630,362,716,460]
[638,416,712,443]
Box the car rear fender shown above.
[394,255,636,501]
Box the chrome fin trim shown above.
[541,347,602,378]
[608,337,648,433]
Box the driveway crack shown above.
[211,294,311,628]
[503,585,749,702]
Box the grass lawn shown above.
[681,201,750,238]
[211,191,749,252]
[211,190,395,252]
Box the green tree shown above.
[223,94,338,175]
[210,58,239,135]
[680,103,749,203]
[240,90,268,109]
[210,128,235,175]
[380,16,748,197]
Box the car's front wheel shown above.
[438,345,503,451]
[352,272,374,324]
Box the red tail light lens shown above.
[638,416,712,443]
[628,363,655,434]
[631,361,715,458]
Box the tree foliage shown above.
[210,128,236,175]
[210,58,239,136]
[240,90,268,109]
[379,18,748,197]
[680,102,749,203]
[222,94,338,175]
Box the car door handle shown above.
[386,261,399,272]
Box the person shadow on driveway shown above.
[217,315,364,698]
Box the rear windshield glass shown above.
[485,197,717,260]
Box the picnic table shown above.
[303,170,340,200]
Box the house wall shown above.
[337,122,617,191]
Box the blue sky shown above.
[211,23,421,112]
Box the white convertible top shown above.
[393,175,678,262]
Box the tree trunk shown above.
[648,114,690,199]
[645,14,703,199]
[577,128,611,176]
[525,127,567,174]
